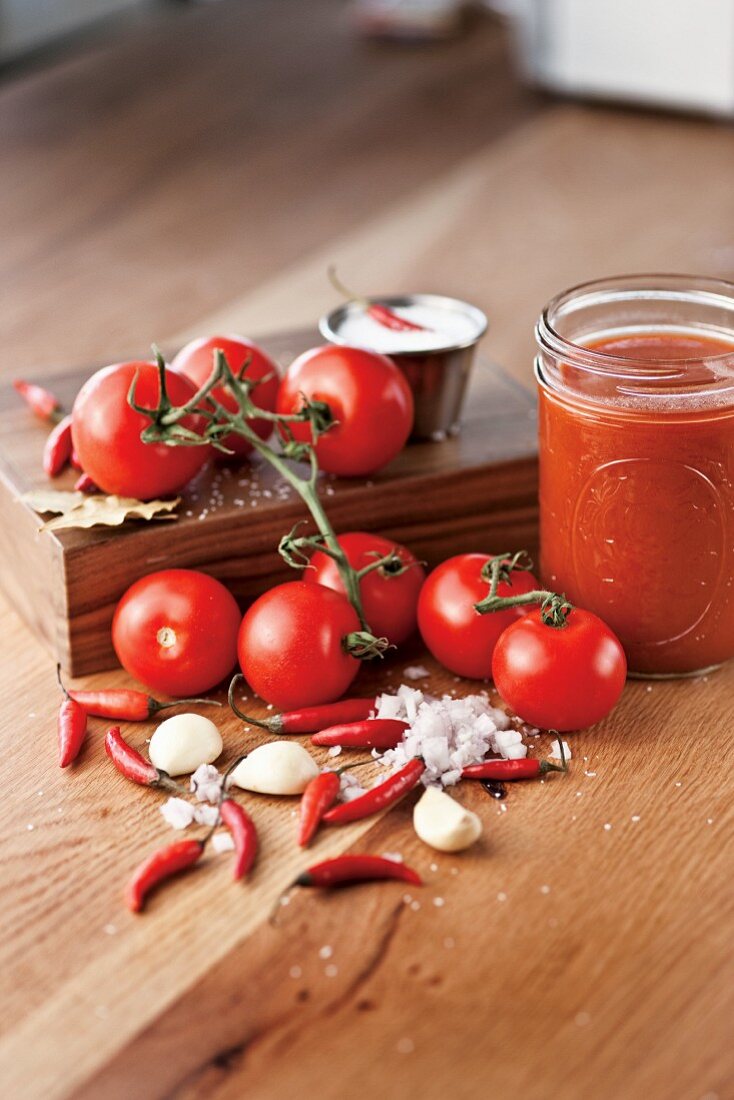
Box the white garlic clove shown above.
[228,741,319,795]
[413,786,482,852]
[148,713,223,777]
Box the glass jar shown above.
[535,274,734,677]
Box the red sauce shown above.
[539,330,734,675]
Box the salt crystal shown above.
[433,897,445,907]
[289,965,302,979]
[396,1038,415,1054]
[540,884,551,894]
[26,824,34,831]
[318,945,333,959]
[584,771,597,778]
[497,892,507,902]
[103,924,117,935]
[603,823,612,831]
[631,815,641,823]
[324,964,339,978]
[327,745,342,758]
[160,798,195,830]
[381,852,404,863]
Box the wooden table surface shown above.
[1,4,733,1099]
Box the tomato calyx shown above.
[474,549,573,629]
[343,630,392,660]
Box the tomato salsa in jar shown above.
[536,275,734,677]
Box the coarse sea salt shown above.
[212,831,236,854]
[373,684,521,787]
[550,738,572,762]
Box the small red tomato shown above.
[72,361,207,499]
[417,553,538,679]
[307,531,425,646]
[238,581,360,710]
[172,334,280,457]
[113,569,241,696]
[276,345,413,477]
[492,608,627,731]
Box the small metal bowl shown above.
[318,293,488,440]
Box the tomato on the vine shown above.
[275,345,413,477]
[417,553,538,679]
[307,531,425,646]
[172,334,280,457]
[492,608,627,731]
[238,581,360,709]
[112,569,241,696]
[72,361,207,499]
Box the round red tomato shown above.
[275,345,413,477]
[72,361,207,499]
[417,553,538,680]
[307,531,425,646]
[238,581,360,710]
[492,608,627,731]
[172,334,280,457]
[112,569,241,696]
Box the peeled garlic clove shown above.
[413,786,482,852]
[148,713,223,777]
[229,741,319,795]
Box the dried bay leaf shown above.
[21,489,180,530]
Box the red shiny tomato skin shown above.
[492,608,627,731]
[417,553,538,680]
[72,361,207,499]
[307,531,425,646]
[275,345,413,477]
[172,334,280,457]
[238,581,360,710]
[112,569,241,696]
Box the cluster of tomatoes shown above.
[98,333,627,734]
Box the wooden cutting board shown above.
[0,328,538,675]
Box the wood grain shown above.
[0,332,537,674]
[1,5,734,1100]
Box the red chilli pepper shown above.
[56,666,88,768]
[13,379,62,422]
[74,471,99,493]
[125,838,204,913]
[70,450,83,471]
[311,718,408,750]
[220,799,258,880]
[327,267,429,333]
[68,686,220,722]
[105,727,180,791]
[228,675,375,734]
[462,758,564,781]
[43,414,74,477]
[296,854,422,888]
[298,770,341,847]
[322,757,424,826]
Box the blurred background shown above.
[2,0,734,386]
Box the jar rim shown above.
[537,273,734,374]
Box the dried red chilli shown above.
[462,758,564,781]
[296,854,421,888]
[328,267,429,333]
[13,379,63,422]
[74,471,99,493]
[56,665,88,768]
[125,838,204,913]
[322,757,424,826]
[67,683,221,722]
[311,718,408,750]
[104,726,181,791]
[219,799,258,880]
[43,414,74,478]
[228,674,375,734]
